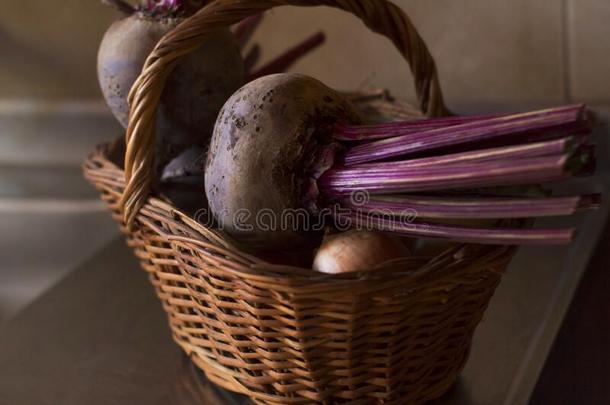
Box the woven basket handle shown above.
[121,0,449,225]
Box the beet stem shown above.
[243,44,261,73]
[343,104,587,165]
[340,194,600,219]
[352,137,576,171]
[336,212,575,245]
[334,112,507,141]
[321,155,570,195]
[233,14,264,50]
[247,32,326,81]
[340,104,582,136]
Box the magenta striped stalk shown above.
[339,194,601,219]
[351,137,577,171]
[321,155,570,196]
[316,103,598,245]
[233,14,264,50]
[334,112,507,141]
[342,104,587,165]
[339,104,583,139]
[248,32,326,81]
[335,212,575,245]
[243,44,261,73]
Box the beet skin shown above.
[98,13,244,167]
[205,73,361,250]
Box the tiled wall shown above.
[0,0,608,108]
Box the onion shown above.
[313,230,411,274]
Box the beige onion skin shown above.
[313,230,411,274]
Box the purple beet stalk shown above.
[352,137,580,170]
[243,45,261,73]
[340,104,591,165]
[340,194,601,219]
[334,112,507,141]
[247,32,326,81]
[335,104,585,140]
[233,14,264,50]
[335,211,576,245]
[339,103,584,133]
[313,104,598,245]
[320,155,574,195]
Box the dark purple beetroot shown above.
[97,3,244,167]
[98,13,176,128]
[159,146,212,222]
[205,73,360,249]
[161,146,206,186]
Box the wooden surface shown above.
[0,238,249,405]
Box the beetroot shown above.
[205,73,360,248]
[97,0,244,167]
[206,73,598,250]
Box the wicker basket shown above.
[84,0,519,403]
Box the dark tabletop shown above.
[0,238,250,405]
[0,238,474,405]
